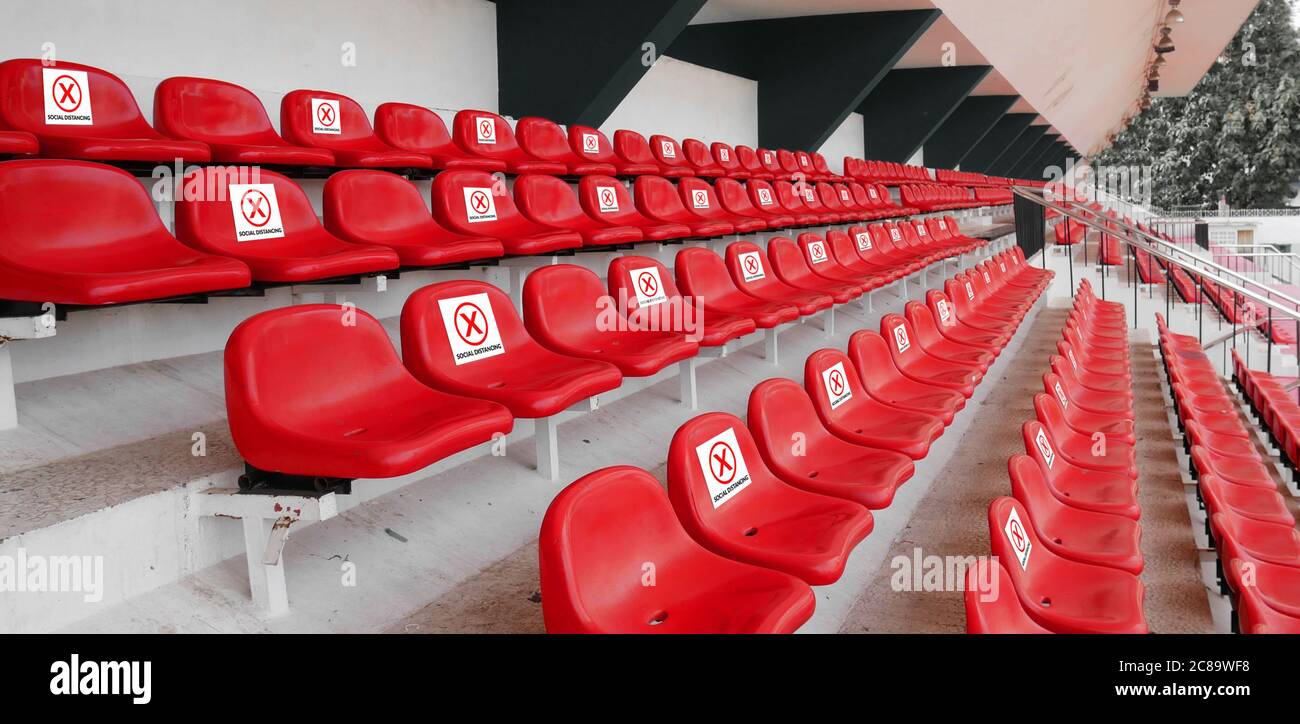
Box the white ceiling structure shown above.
[691,0,1258,156]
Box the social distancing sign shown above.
[695,427,751,509]
[630,266,667,307]
[717,147,729,162]
[739,251,765,282]
[691,189,709,209]
[311,98,341,134]
[43,68,92,125]
[855,232,873,251]
[889,227,903,243]
[463,187,498,223]
[1003,507,1032,570]
[229,184,285,241]
[659,140,676,158]
[807,241,828,264]
[1034,427,1056,469]
[1054,380,1070,409]
[822,361,853,410]
[439,292,504,365]
[936,299,952,323]
[893,323,911,354]
[757,188,774,206]
[475,116,497,144]
[581,132,600,153]
[595,185,620,213]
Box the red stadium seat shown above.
[1210,510,1300,571]
[1033,393,1137,478]
[1224,554,1300,622]
[566,125,627,173]
[734,145,773,180]
[710,142,748,179]
[538,465,815,633]
[522,264,698,376]
[323,170,503,266]
[576,175,689,241]
[430,170,582,255]
[667,412,874,585]
[0,129,37,156]
[964,559,1053,634]
[902,302,996,371]
[1009,454,1143,574]
[828,229,899,282]
[0,159,250,304]
[678,177,767,233]
[451,110,566,175]
[1234,576,1300,633]
[749,179,817,226]
[374,102,505,172]
[1043,373,1136,444]
[675,247,800,327]
[175,166,399,282]
[724,241,832,315]
[611,129,665,176]
[1022,420,1140,520]
[516,116,616,176]
[766,236,862,303]
[804,349,945,459]
[649,134,696,177]
[608,255,755,347]
[758,147,786,179]
[153,76,333,167]
[747,378,914,509]
[225,304,513,480]
[775,181,835,225]
[846,330,965,426]
[400,280,622,418]
[715,177,794,228]
[987,497,1147,633]
[280,89,431,169]
[634,175,734,237]
[796,233,877,292]
[514,174,643,246]
[0,59,210,163]
[924,290,1009,351]
[682,138,726,177]
[879,314,981,397]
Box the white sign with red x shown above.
[695,427,752,509]
[42,68,93,125]
[229,184,285,241]
[310,98,341,135]
[439,292,505,365]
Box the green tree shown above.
[1095,0,1300,210]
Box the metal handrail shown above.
[1019,187,1300,324]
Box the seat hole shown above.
[487,382,506,389]
[1052,537,1063,545]
[807,471,819,479]
[1039,597,1052,608]
[743,527,758,537]
[648,611,668,626]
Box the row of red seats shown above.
[226,224,983,484]
[900,183,983,212]
[0,58,877,184]
[972,186,1013,205]
[0,157,935,306]
[968,279,1150,634]
[1053,218,1086,246]
[1158,319,1300,632]
[538,247,1045,633]
[936,168,1013,188]
[843,157,930,185]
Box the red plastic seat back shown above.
[539,465,707,633]
[675,247,745,301]
[0,58,161,139]
[522,264,609,344]
[735,145,765,174]
[577,175,641,223]
[804,349,871,421]
[613,129,658,165]
[667,412,781,531]
[225,304,410,444]
[757,148,783,175]
[608,255,685,314]
[374,102,456,155]
[633,174,692,217]
[711,142,742,173]
[725,240,776,291]
[514,174,589,227]
[400,279,533,387]
[987,496,1046,601]
[175,166,320,250]
[649,134,690,170]
[430,170,523,235]
[453,109,526,157]
[323,169,440,243]
[153,76,282,146]
[682,138,718,170]
[515,116,576,163]
[879,313,924,367]
[747,378,828,470]
[568,124,618,164]
[714,177,762,215]
[678,177,727,218]
[964,558,1047,634]
[747,179,783,212]
[281,89,382,149]
[846,330,911,391]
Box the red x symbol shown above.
[52,75,82,112]
[709,442,736,484]
[1008,519,1027,551]
[637,271,658,296]
[479,119,493,137]
[469,191,490,214]
[601,189,615,206]
[810,243,824,258]
[694,191,707,205]
[240,189,272,227]
[744,256,759,274]
[584,135,598,151]
[454,302,488,345]
[828,370,845,396]
[316,103,335,126]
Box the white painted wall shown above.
[816,112,865,176]
[600,56,758,146]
